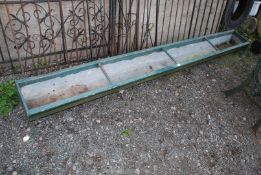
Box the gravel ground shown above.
[0,53,261,175]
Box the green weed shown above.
[120,128,130,137]
[0,81,19,118]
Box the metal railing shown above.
[0,0,227,74]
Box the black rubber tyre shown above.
[223,0,254,29]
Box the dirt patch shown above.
[27,84,88,108]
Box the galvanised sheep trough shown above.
[15,30,249,120]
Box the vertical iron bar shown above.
[34,0,48,65]
[145,0,150,48]
[4,1,24,72]
[125,0,134,52]
[140,0,146,50]
[125,0,128,53]
[112,0,117,55]
[109,0,116,55]
[93,0,99,57]
[155,0,160,46]
[121,0,124,53]
[117,0,123,54]
[82,0,90,59]
[58,0,68,63]
[118,0,125,54]
[0,15,14,69]
[86,0,93,58]
[19,0,36,69]
[134,0,140,50]
[129,0,133,51]
[102,0,107,56]
[47,0,59,65]
[70,0,80,61]
[145,0,152,48]
[97,0,104,57]
[108,0,112,54]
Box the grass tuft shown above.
[0,81,19,118]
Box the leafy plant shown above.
[120,128,130,137]
[0,81,19,118]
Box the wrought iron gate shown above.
[0,0,227,74]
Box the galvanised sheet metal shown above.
[15,30,249,120]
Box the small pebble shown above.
[12,171,17,175]
[171,106,176,110]
[96,119,101,124]
[23,135,30,142]
[36,123,42,128]
[67,117,74,122]
[6,166,14,172]
[72,165,76,171]
[135,168,140,174]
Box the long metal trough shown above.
[16,30,249,120]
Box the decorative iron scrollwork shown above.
[5,3,61,55]
[4,0,109,56]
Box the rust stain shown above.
[27,84,88,109]
[215,42,233,50]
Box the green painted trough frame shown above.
[15,30,249,120]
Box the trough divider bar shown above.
[204,37,219,51]
[98,63,113,84]
[161,48,177,64]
